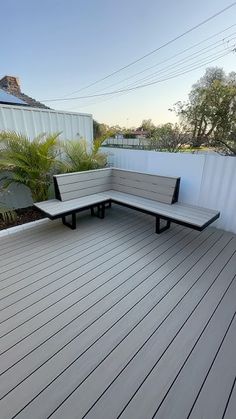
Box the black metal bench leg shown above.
[91,203,105,219]
[98,203,105,219]
[62,213,77,230]
[155,217,171,234]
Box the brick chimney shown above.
[0,76,21,94]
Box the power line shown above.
[79,24,236,95]
[53,2,236,99]
[65,47,233,111]
[43,45,235,102]
[121,35,236,89]
[93,32,236,93]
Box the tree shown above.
[0,131,61,202]
[173,67,236,154]
[149,123,185,152]
[93,120,110,139]
[139,119,155,136]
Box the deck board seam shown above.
[8,232,229,417]
[0,228,201,371]
[0,212,144,272]
[0,226,184,342]
[0,223,157,319]
[187,311,236,418]
[0,215,148,283]
[80,237,235,418]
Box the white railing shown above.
[103,147,236,233]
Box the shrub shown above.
[0,131,61,202]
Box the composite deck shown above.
[0,206,235,419]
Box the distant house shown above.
[0,75,50,109]
[133,127,148,139]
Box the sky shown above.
[1,0,236,127]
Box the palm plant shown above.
[0,131,61,202]
[62,138,107,173]
[0,203,16,223]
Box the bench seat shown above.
[34,168,220,233]
[102,190,220,230]
[35,194,110,219]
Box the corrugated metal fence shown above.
[0,104,93,142]
[0,104,94,210]
[103,147,236,233]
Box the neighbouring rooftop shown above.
[0,75,50,109]
[0,206,235,418]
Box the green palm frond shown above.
[0,131,61,202]
[62,139,107,173]
[0,203,16,223]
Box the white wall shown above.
[0,104,93,144]
[103,147,236,233]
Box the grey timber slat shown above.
[0,221,153,313]
[188,314,236,419]
[0,208,234,419]
[0,227,184,352]
[105,190,219,226]
[34,194,109,216]
[0,228,186,378]
[223,379,236,419]
[117,245,236,419]
[0,213,144,281]
[55,168,112,185]
[111,183,173,204]
[44,234,234,419]
[0,210,131,271]
[2,231,227,418]
[112,168,178,186]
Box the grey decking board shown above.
[0,227,189,377]
[0,227,158,341]
[0,221,154,315]
[0,212,145,279]
[0,230,190,374]
[0,231,190,418]
[0,208,132,268]
[48,233,234,419]
[117,243,236,419]
[0,216,147,296]
[0,208,234,419]
[0,227,184,351]
[6,231,226,418]
[0,214,130,272]
[0,231,214,418]
[0,229,195,403]
[187,314,236,419]
[223,378,236,419]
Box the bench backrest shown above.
[54,168,112,201]
[111,169,180,204]
[54,168,180,204]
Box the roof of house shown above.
[0,75,50,109]
[0,88,28,106]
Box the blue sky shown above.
[1,0,236,126]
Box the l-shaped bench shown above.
[34,168,220,234]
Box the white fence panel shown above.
[0,104,93,143]
[103,147,236,233]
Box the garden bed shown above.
[0,206,45,230]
